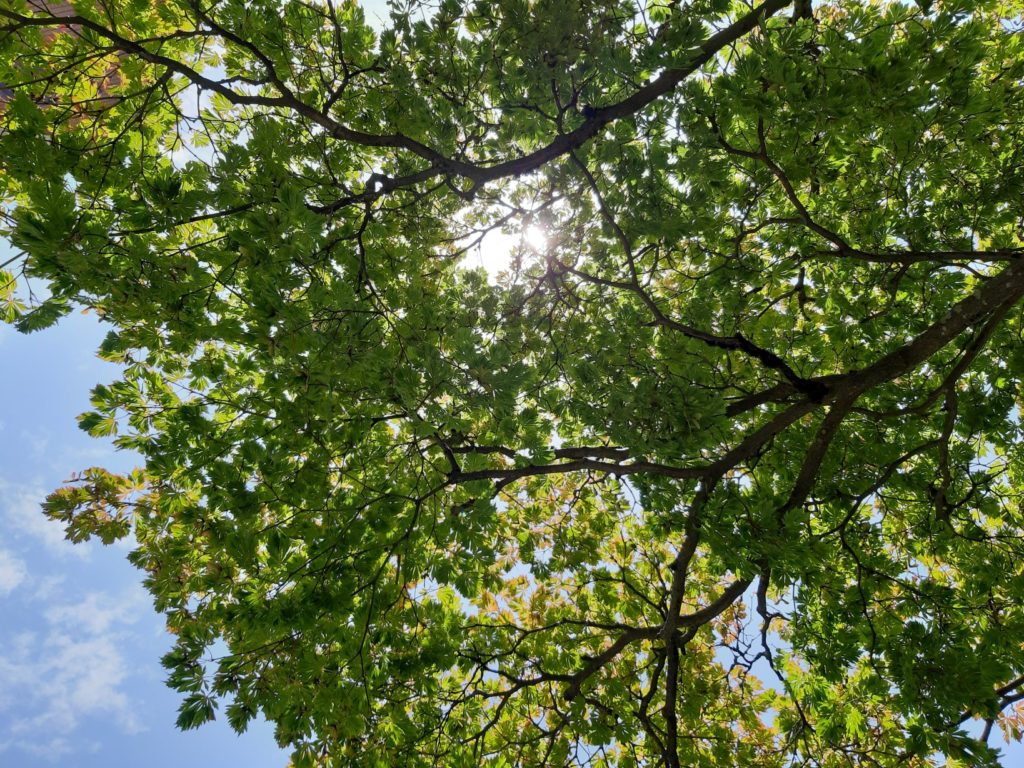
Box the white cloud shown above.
[0,587,148,761]
[0,549,26,595]
[0,480,90,558]
[45,586,147,635]
[31,574,65,601]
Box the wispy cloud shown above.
[0,480,90,558]
[0,587,149,761]
[45,588,147,635]
[19,427,51,459]
[31,573,65,601]
[0,548,26,595]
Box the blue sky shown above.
[0,241,288,767]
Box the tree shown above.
[2,0,1024,764]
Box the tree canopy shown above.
[3,0,1024,765]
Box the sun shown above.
[467,222,549,282]
[523,224,548,251]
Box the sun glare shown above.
[467,222,549,282]
[523,224,548,251]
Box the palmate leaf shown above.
[175,694,217,731]
[0,268,25,323]
[3,0,1024,766]
[13,297,70,333]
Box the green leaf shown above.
[176,694,216,731]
